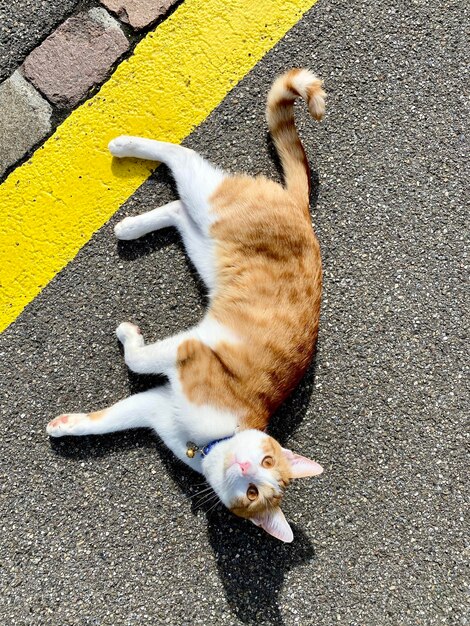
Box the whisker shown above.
[196,491,218,508]
[188,476,225,509]
[188,485,214,499]
[204,479,224,493]
[205,500,221,516]
[195,494,219,512]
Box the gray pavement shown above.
[1,0,469,624]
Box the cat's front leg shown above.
[46,387,173,437]
[116,322,189,376]
[116,321,145,349]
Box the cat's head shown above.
[201,429,323,542]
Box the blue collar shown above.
[201,435,233,457]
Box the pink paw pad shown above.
[49,414,69,427]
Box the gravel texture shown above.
[1,0,468,624]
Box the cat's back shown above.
[209,174,321,321]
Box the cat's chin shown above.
[201,438,233,508]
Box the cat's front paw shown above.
[46,413,87,437]
[108,135,136,158]
[116,321,143,345]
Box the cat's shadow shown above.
[205,510,315,625]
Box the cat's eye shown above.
[246,485,259,501]
[261,455,274,469]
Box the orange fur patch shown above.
[177,175,321,431]
[230,485,283,519]
[262,437,292,487]
[89,409,106,421]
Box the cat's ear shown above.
[282,447,324,479]
[251,507,294,543]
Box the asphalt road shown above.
[1,1,468,624]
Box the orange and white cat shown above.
[47,69,326,543]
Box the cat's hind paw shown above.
[46,413,87,437]
[114,216,140,240]
[108,135,136,158]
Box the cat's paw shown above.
[116,321,143,345]
[108,135,136,158]
[114,216,140,241]
[46,413,87,437]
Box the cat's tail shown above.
[266,68,326,207]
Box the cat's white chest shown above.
[177,399,238,440]
[156,391,240,472]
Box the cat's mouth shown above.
[229,488,284,519]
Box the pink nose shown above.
[237,461,251,475]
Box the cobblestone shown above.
[100,0,178,30]
[22,8,129,108]
[0,71,52,177]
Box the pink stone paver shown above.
[22,9,129,108]
[100,0,178,30]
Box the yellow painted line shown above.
[0,0,318,333]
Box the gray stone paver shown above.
[0,71,52,177]
[0,0,181,178]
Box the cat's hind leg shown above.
[109,136,225,233]
[116,322,189,377]
[114,200,181,241]
[115,200,216,290]
[46,386,173,437]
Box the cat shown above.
[46,68,326,543]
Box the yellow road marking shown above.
[0,0,318,333]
